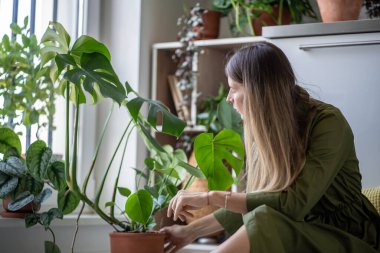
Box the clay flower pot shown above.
[194,10,221,40]
[317,0,363,22]
[109,232,165,253]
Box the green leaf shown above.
[105,201,115,207]
[194,129,245,190]
[3,148,20,160]
[177,161,206,179]
[10,23,22,34]
[71,35,111,61]
[125,189,153,226]
[0,177,18,198]
[34,188,53,204]
[135,121,165,153]
[63,52,126,105]
[25,213,39,228]
[118,187,131,197]
[45,241,61,253]
[15,175,44,196]
[8,191,34,211]
[126,97,186,138]
[23,16,29,28]
[0,127,21,155]
[26,140,52,180]
[41,22,70,52]
[22,35,30,47]
[47,161,66,191]
[40,208,63,230]
[217,100,243,136]
[0,156,26,177]
[57,187,80,214]
[28,109,40,125]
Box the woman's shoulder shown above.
[308,99,352,135]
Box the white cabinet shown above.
[267,32,380,188]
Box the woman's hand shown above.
[167,190,209,221]
[160,224,196,253]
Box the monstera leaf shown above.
[194,129,245,190]
[126,97,186,138]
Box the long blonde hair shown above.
[226,42,310,192]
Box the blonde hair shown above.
[226,42,310,192]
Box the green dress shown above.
[214,99,380,253]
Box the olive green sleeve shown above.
[213,208,243,235]
[246,108,354,221]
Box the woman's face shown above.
[226,76,245,117]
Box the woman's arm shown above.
[167,190,247,221]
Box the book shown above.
[167,75,190,123]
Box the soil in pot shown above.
[109,231,165,253]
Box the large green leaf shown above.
[125,189,153,226]
[41,22,71,52]
[71,35,111,61]
[26,140,52,180]
[0,127,21,155]
[126,97,186,137]
[0,177,18,198]
[0,156,26,177]
[194,129,245,190]
[46,161,66,191]
[63,52,126,105]
[57,187,80,214]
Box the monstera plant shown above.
[36,21,245,253]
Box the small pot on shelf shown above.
[251,4,292,36]
[194,10,221,40]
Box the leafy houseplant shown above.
[0,127,65,252]
[0,17,57,148]
[37,20,245,253]
[213,0,317,36]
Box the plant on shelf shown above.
[0,127,65,253]
[38,21,245,253]
[0,17,57,148]
[173,3,205,125]
[213,0,317,36]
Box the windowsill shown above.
[0,214,109,227]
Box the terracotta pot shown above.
[1,197,40,219]
[317,0,363,22]
[252,4,292,36]
[194,10,221,40]
[109,232,165,253]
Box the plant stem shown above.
[277,0,284,25]
[183,174,195,190]
[65,80,71,184]
[70,91,80,193]
[245,7,255,36]
[94,123,130,208]
[111,121,134,218]
[82,103,114,194]
[71,201,85,253]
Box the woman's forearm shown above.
[209,191,247,213]
[187,213,224,238]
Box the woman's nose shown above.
[226,95,233,105]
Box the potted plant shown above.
[37,20,245,253]
[0,17,57,148]
[363,0,380,18]
[0,126,65,252]
[317,0,363,22]
[213,0,317,36]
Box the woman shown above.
[161,42,380,253]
